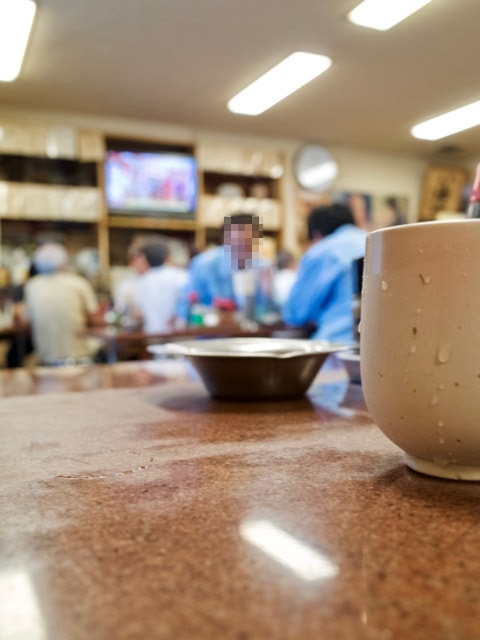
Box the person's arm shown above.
[12,301,29,329]
[282,253,343,327]
[79,279,103,327]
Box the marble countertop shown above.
[1,371,479,639]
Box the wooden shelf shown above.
[107,216,197,232]
[0,134,288,279]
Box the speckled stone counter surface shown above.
[1,371,480,639]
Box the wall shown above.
[0,105,429,248]
[330,146,427,222]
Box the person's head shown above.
[131,240,169,274]
[33,243,69,274]
[223,212,262,269]
[74,248,100,280]
[307,203,355,242]
[385,197,406,226]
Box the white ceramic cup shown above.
[360,220,480,480]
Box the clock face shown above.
[293,144,338,193]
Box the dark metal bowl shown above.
[149,338,348,400]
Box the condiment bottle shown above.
[188,292,204,327]
[467,163,480,218]
[213,297,237,326]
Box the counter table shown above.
[1,361,479,639]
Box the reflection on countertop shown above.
[1,364,480,639]
[0,359,192,396]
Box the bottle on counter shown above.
[188,292,204,327]
[213,297,237,326]
[232,269,256,323]
[467,163,480,218]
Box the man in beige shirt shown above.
[25,243,100,364]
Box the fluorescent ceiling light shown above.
[0,0,37,82]
[240,519,338,581]
[411,100,480,140]
[348,0,432,31]
[227,52,332,116]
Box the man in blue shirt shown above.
[177,212,270,321]
[283,203,367,343]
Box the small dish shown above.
[148,337,348,400]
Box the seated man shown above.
[177,212,272,322]
[25,243,101,364]
[130,240,188,333]
[283,203,367,343]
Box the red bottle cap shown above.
[213,297,236,311]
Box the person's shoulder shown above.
[315,225,366,251]
[65,271,91,285]
[341,224,368,239]
[57,270,82,281]
[64,271,96,294]
[25,273,50,292]
[191,246,223,269]
[163,264,188,280]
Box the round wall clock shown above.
[293,144,338,193]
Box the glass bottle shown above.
[213,297,236,326]
[188,292,204,327]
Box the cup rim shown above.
[369,218,480,238]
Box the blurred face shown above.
[130,252,150,275]
[224,222,260,269]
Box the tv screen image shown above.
[105,150,197,216]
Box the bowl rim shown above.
[148,337,349,360]
[337,350,360,363]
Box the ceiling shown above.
[1,0,480,159]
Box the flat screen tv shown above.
[105,149,197,217]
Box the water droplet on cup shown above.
[381,281,389,291]
[431,394,439,406]
[437,343,452,364]
[410,344,417,354]
[419,274,432,284]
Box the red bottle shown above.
[467,163,480,218]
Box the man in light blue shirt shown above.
[283,203,367,343]
[177,213,271,321]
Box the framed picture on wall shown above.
[418,166,468,221]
